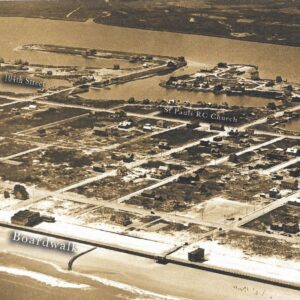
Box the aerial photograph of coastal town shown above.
[0,0,299,299]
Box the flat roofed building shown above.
[93,126,108,136]
[210,124,225,131]
[286,148,299,156]
[118,120,133,129]
[11,210,41,227]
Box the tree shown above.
[128,97,135,103]
[13,184,29,200]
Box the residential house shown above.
[178,173,199,184]
[270,222,283,231]
[283,222,299,234]
[269,187,281,199]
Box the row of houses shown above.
[112,153,134,163]
[270,222,299,234]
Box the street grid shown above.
[0,47,300,289]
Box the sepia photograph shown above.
[0,0,299,299]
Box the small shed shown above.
[188,248,205,262]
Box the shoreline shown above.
[91,22,300,49]
[0,15,299,49]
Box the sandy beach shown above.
[0,227,299,300]
[74,248,300,300]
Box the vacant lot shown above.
[0,138,33,158]
[26,197,95,217]
[119,105,160,115]
[0,147,96,190]
[179,197,252,224]
[217,230,300,261]
[0,98,12,105]
[0,104,86,136]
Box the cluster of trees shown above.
[3,184,29,200]
[14,59,29,65]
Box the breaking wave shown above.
[0,266,90,289]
